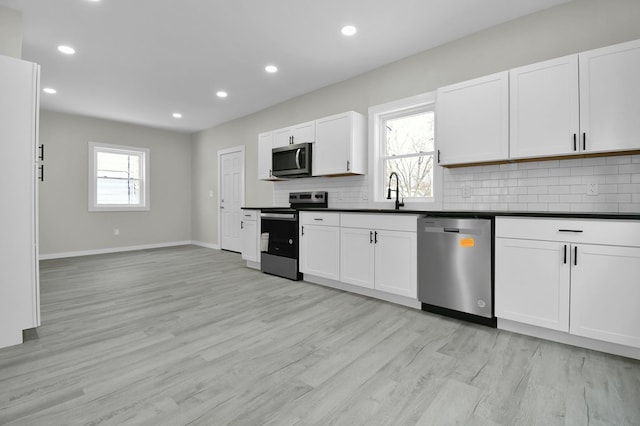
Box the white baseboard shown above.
[303,274,421,310]
[39,240,207,260]
[498,319,640,360]
[244,260,261,270]
[190,241,220,250]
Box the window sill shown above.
[89,206,150,212]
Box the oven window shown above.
[261,218,298,259]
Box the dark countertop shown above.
[243,206,640,220]
[298,208,640,220]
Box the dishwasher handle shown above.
[443,228,460,233]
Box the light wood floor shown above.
[1,245,639,425]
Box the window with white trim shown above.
[88,142,150,212]
[369,92,440,208]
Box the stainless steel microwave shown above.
[272,142,312,178]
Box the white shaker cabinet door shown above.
[258,131,275,180]
[570,244,640,349]
[240,217,259,263]
[299,224,340,281]
[436,71,509,165]
[373,230,417,298]
[340,227,375,289]
[495,238,570,332]
[579,39,640,154]
[510,55,580,159]
[291,121,315,143]
[314,111,366,176]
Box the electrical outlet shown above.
[337,191,343,200]
[114,228,120,236]
[462,186,472,198]
[362,191,368,200]
[585,177,598,196]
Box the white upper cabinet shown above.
[273,120,315,147]
[438,38,640,165]
[436,71,509,166]
[314,111,366,176]
[510,55,580,159]
[579,38,640,154]
[258,131,279,180]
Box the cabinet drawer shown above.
[300,211,340,227]
[241,210,258,221]
[340,213,417,232]
[496,217,640,247]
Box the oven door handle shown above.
[295,148,301,169]
[260,213,297,221]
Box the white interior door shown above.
[219,147,244,252]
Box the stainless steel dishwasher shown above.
[417,217,496,327]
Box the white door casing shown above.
[218,146,244,252]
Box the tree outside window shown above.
[96,151,142,205]
[382,110,435,200]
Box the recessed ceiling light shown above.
[43,87,57,94]
[57,45,76,55]
[265,65,278,73]
[216,91,228,98]
[172,113,182,119]
[341,25,357,36]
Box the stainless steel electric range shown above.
[260,191,328,280]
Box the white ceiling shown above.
[1,0,570,133]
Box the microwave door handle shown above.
[295,148,301,169]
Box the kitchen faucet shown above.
[387,172,404,210]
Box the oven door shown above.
[260,212,301,280]
[260,212,298,259]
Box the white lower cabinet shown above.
[372,230,417,297]
[495,238,570,332]
[299,212,340,281]
[240,210,260,264]
[495,217,640,350]
[340,214,417,298]
[570,244,640,348]
[340,227,374,289]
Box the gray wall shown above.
[190,0,640,246]
[39,110,192,256]
[0,5,22,58]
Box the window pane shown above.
[128,155,140,179]
[97,152,141,179]
[96,151,142,205]
[384,155,433,198]
[97,178,141,205]
[384,111,434,156]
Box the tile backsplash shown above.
[274,175,370,209]
[274,154,640,213]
